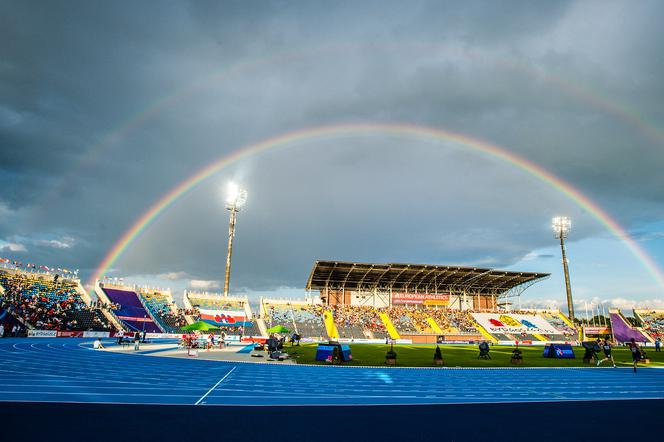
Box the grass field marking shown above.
[195,366,237,405]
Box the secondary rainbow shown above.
[89,122,664,291]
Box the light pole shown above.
[552,216,575,323]
[223,182,247,297]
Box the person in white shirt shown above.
[93,338,104,350]
[0,324,4,338]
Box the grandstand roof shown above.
[306,260,549,295]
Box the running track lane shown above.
[0,338,663,406]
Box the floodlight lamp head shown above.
[552,216,571,238]
[225,182,247,210]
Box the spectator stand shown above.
[328,305,383,340]
[93,280,127,331]
[539,310,577,341]
[634,309,664,342]
[609,309,653,344]
[261,298,326,340]
[184,291,257,337]
[305,260,549,343]
[137,288,184,333]
[95,282,161,333]
[0,268,98,331]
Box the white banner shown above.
[28,330,57,338]
[82,331,110,338]
[472,313,559,335]
[145,333,181,339]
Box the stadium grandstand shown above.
[138,289,187,333]
[0,266,113,333]
[302,260,579,343]
[95,281,162,333]
[635,309,664,341]
[609,308,654,344]
[2,257,583,343]
[261,298,325,338]
[183,291,261,336]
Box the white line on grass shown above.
[195,366,237,405]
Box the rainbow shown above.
[48,43,663,211]
[88,122,664,291]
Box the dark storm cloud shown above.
[1,0,663,290]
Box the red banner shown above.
[584,327,611,335]
[116,315,153,322]
[392,293,449,305]
[57,331,84,337]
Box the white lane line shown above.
[195,366,237,405]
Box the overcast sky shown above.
[1,1,663,310]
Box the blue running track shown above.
[1,338,663,406]
[2,338,663,441]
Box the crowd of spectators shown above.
[638,310,664,340]
[324,305,480,335]
[329,305,386,336]
[140,292,188,332]
[386,306,419,333]
[156,307,188,330]
[0,271,111,331]
[89,299,120,310]
[535,312,575,338]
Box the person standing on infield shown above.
[628,338,640,373]
[597,338,616,368]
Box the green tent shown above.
[266,325,290,334]
[182,321,220,331]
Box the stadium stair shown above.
[557,312,575,328]
[378,313,400,340]
[255,317,268,337]
[633,309,646,326]
[323,311,340,340]
[137,294,167,333]
[75,280,93,306]
[469,318,497,343]
[425,317,443,334]
[531,333,549,342]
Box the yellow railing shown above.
[379,313,401,339]
[323,311,340,340]
[426,317,443,334]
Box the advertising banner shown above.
[82,331,110,338]
[28,330,58,337]
[57,331,84,337]
[472,313,559,335]
[584,327,611,335]
[145,333,181,339]
[392,293,449,305]
[115,315,153,322]
[198,309,252,327]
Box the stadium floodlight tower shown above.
[223,182,247,297]
[552,216,575,323]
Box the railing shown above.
[136,295,168,333]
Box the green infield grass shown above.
[282,343,664,368]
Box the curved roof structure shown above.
[306,260,549,295]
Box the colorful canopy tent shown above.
[266,325,290,334]
[182,321,220,331]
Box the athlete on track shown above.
[596,338,616,368]
[628,338,641,373]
